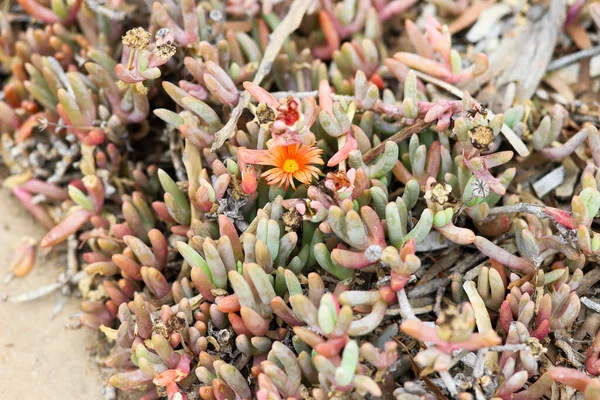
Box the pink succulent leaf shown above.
[328,129,358,167]
[40,209,94,248]
[530,320,551,341]
[243,82,278,108]
[332,248,375,269]
[474,236,534,273]
[179,81,208,101]
[394,52,453,81]
[550,367,592,392]
[318,80,334,116]
[114,64,144,84]
[539,126,589,160]
[543,207,576,229]
[380,0,419,20]
[436,110,452,131]
[423,100,451,123]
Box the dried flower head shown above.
[469,125,495,151]
[122,27,151,49]
[282,207,303,232]
[256,103,276,125]
[155,43,176,60]
[153,321,170,338]
[258,144,323,189]
[437,304,475,343]
[425,183,453,205]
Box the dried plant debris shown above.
[3,0,600,399]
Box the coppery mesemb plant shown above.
[3,0,600,399]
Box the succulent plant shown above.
[4,0,600,399]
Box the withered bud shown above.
[256,103,276,125]
[437,305,473,343]
[424,183,453,205]
[155,43,176,60]
[122,27,151,49]
[525,337,546,358]
[134,82,148,95]
[167,315,186,332]
[282,208,302,232]
[153,321,169,338]
[116,80,128,91]
[469,125,495,151]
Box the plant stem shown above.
[397,289,417,320]
[362,120,432,164]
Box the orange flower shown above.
[258,144,324,189]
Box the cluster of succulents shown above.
[4,0,600,399]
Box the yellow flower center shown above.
[283,159,299,173]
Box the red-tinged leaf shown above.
[12,187,56,229]
[315,335,348,357]
[425,141,441,180]
[475,215,511,237]
[113,254,143,280]
[112,223,134,239]
[228,312,253,336]
[474,236,534,273]
[83,128,105,145]
[379,285,397,304]
[240,306,270,337]
[498,300,513,333]
[166,381,186,400]
[586,332,600,375]
[218,215,243,262]
[436,222,476,244]
[11,242,36,277]
[543,207,576,229]
[399,239,416,261]
[369,73,385,89]
[17,0,60,23]
[20,179,69,200]
[271,296,302,326]
[312,11,340,60]
[153,370,179,386]
[405,19,435,58]
[15,113,43,143]
[392,160,416,185]
[40,209,93,248]
[153,354,192,386]
[199,386,215,400]
[114,64,143,84]
[393,52,453,81]
[331,248,374,269]
[171,225,189,236]
[216,294,240,313]
[530,320,550,341]
[549,367,592,393]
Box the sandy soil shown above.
[0,188,107,399]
